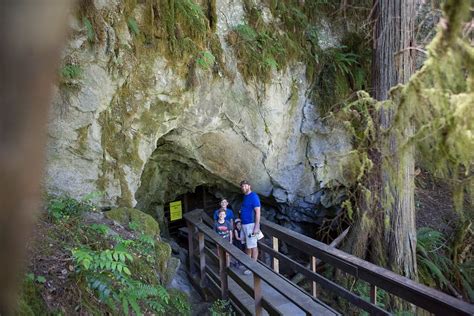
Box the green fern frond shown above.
[82,17,95,43]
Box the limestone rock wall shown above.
[45,0,353,227]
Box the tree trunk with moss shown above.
[345,0,418,281]
[373,0,418,281]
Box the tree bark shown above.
[0,1,71,314]
[345,0,418,282]
[373,0,418,281]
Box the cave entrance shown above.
[164,185,220,236]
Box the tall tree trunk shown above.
[344,0,418,282]
[373,0,418,280]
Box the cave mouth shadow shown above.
[161,185,242,238]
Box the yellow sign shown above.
[170,201,182,221]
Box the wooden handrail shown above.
[185,209,474,315]
[184,209,338,315]
[258,242,389,315]
[260,218,474,316]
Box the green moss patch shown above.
[105,207,161,237]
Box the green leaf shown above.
[127,17,140,36]
[129,296,141,316]
[123,266,131,275]
[83,259,91,270]
[83,17,95,43]
[196,51,216,70]
[122,297,129,315]
[36,276,46,284]
[26,273,35,281]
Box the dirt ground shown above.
[415,169,460,237]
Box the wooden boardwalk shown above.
[225,265,337,315]
[184,209,474,316]
[181,226,337,314]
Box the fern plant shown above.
[72,247,133,275]
[60,64,82,81]
[417,227,451,288]
[417,227,474,301]
[196,51,216,70]
[127,17,140,36]
[209,299,235,316]
[89,223,110,235]
[82,17,95,43]
[322,46,359,77]
[72,240,172,314]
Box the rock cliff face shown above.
[45,0,354,231]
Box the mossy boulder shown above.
[155,241,172,275]
[163,257,181,286]
[105,207,160,237]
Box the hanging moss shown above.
[335,0,473,296]
[120,0,225,80]
[227,0,372,113]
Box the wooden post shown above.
[187,221,195,275]
[370,284,377,305]
[311,256,317,298]
[254,274,263,316]
[218,245,229,298]
[198,231,206,286]
[272,236,279,273]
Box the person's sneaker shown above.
[243,269,252,275]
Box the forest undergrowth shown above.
[16,194,191,315]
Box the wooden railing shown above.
[184,209,474,316]
[258,217,474,316]
[184,209,339,315]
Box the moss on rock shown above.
[155,241,172,275]
[105,207,160,237]
[163,256,180,286]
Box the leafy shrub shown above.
[417,227,474,302]
[72,244,170,315]
[228,23,287,82]
[196,51,216,69]
[166,289,191,315]
[83,17,95,43]
[89,223,110,235]
[352,280,387,311]
[209,299,235,316]
[60,64,82,80]
[26,273,46,284]
[46,192,100,222]
[127,17,140,36]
